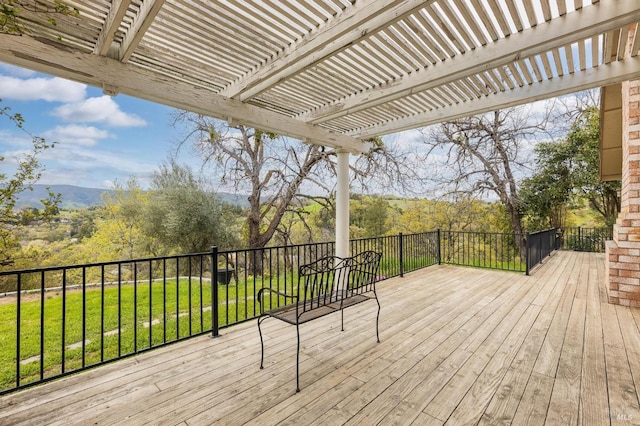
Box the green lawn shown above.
[0,252,437,393]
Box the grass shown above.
[0,253,446,393]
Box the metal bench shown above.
[257,251,382,392]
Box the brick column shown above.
[606,79,640,306]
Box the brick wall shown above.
[606,79,640,306]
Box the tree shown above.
[174,114,418,254]
[78,179,151,262]
[568,107,620,225]
[1,0,78,35]
[421,107,550,260]
[520,141,574,230]
[521,106,620,228]
[142,161,241,254]
[1,100,59,268]
[350,195,391,238]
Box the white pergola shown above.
[1,0,639,256]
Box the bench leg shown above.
[341,308,344,332]
[375,293,381,343]
[258,316,266,369]
[296,322,301,392]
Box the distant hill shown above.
[17,184,249,209]
[17,185,108,209]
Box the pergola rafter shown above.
[0,0,637,150]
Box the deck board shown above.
[1,251,639,425]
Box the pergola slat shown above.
[0,0,636,149]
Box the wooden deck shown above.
[2,251,640,425]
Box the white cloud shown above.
[0,64,37,78]
[52,96,147,127]
[43,124,111,147]
[0,76,86,102]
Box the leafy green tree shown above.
[522,106,620,228]
[0,0,78,35]
[520,141,574,230]
[350,196,391,238]
[1,100,59,268]
[77,179,151,262]
[143,161,241,254]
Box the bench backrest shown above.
[297,251,382,313]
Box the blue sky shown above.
[0,62,196,189]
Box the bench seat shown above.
[257,251,382,392]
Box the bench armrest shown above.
[257,288,298,314]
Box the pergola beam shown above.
[302,0,640,124]
[119,0,166,62]
[220,0,433,101]
[352,55,640,138]
[0,34,368,153]
[93,0,132,57]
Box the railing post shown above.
[399,232,404,277]
[211,246,220,338]
[525,233,530,276]
[437,229,441,265]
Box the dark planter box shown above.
[217,268,234,285]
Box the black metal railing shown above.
[440,230,526,272]
[0,227,554,394]
[0,251,217,396]
[560,226,612,253]
[525,228,558,275]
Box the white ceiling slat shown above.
[485,0,511,37]
[93,0,132,56]
[415,9,458,57]
[503,0,523,32]
[578,39,587,71]
[618,26,630,60]
[222,0,434,101]
[521,0,538,28]
[119,0,166,62]
[0,34,368,152]
[507,63,526,87]
[557,0,567,16]
[428,2,467,53]
[444,82,466,101]
[478,71,499,93]
[386,24,434,67]
[405,14,448,62]
[603,30,618,64]
[377,29,425,71]
[552,48,565,76]
[369,34,421,73]
[438,0,479,49]
[470,74,490,95]
[353,55,640,138]
[450,80,475,100]
[469,0,499,42]
[540,0,552,23]
[632,25,640,57]
[399,16,444,63]
[452,0,490,46]
[459,77,484,98]
[496,66,516,90]
[591,35,600,68]
[301,0,638,124]
[528,56,544,82]
[3,0,640,145]
[517,59,534,85]
[563,44,575,74]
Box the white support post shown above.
[335,150,350,259]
